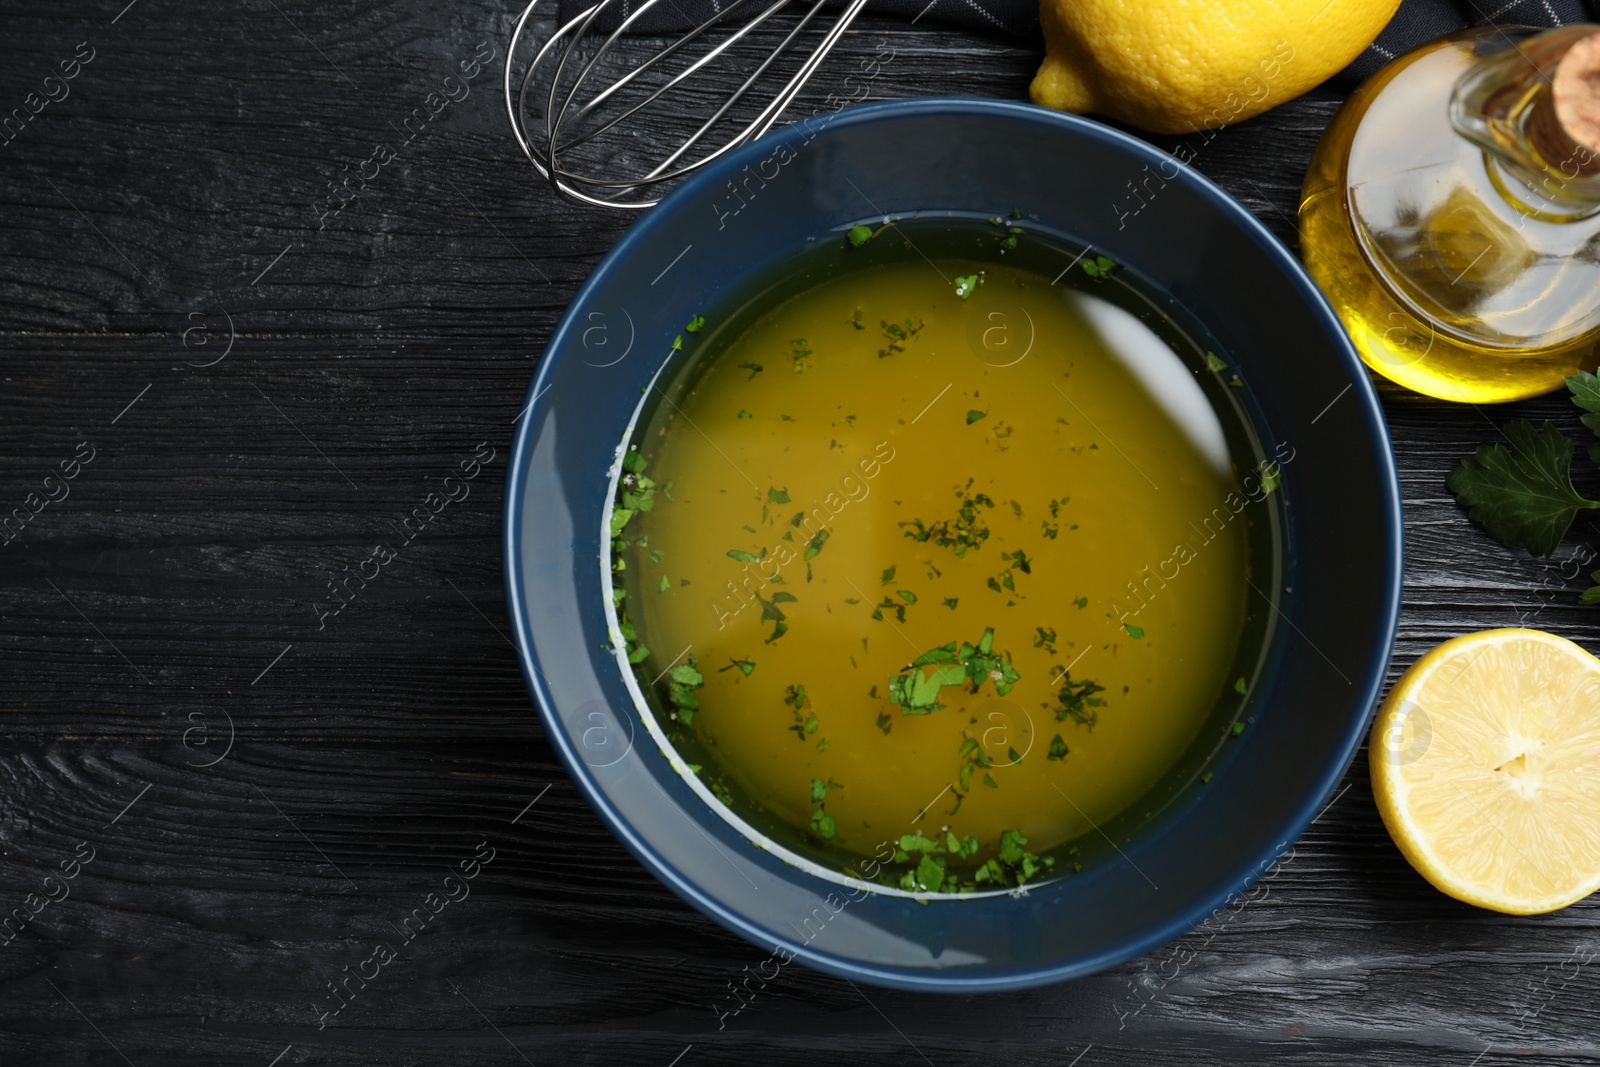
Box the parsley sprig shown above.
[1448,373,1600,561]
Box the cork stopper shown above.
[1528,30,1600,178]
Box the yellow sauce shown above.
[620,241,1263,877]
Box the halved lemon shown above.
[1370,628,1600,915]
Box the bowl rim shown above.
[502,95,1404,991]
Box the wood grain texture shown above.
[3,4,1600,1065]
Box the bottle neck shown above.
[1449,25,1600,214]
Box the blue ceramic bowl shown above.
[504,98,1402,991]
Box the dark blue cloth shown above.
[557,0,1599,89]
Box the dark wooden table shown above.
[4,4,1599,1065]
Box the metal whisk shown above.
[505,0,872,209]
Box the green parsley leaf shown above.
[738,409,752,419]
[1081,254,1118,279]
[1447,419,1600,557]
[685,314,706,333]
[1047,734,1069,761]
[1568,371,1600,442]
[726,548,759,564]
[810,807,837,839]
[1051,671,1107,726]
[663,655,705,724]
[1259,461,1282,495]
[805,528,830,560]
[768,486,790,504]
[1232,720,1247,736]
[954,274,980,300]
[1204,351,1228,372]
[658,574,670,593]
[667,663,703,687]
[1234,677,1248,694]
[966,409,986,425]
[719,658,755,676]
[1124,623,1144,639]
[915,853,945,892]
[810,778,828,802]
[846,224,874,247]
[882,565,896,583]
[897,589,918,605]
[943,597,959,609]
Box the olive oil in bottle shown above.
[1300,26,1600,403]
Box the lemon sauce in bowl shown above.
[607,218,1285,895]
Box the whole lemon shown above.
[1031,0,1400,134]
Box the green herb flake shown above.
[1124,623,1144,639]
[768,486,790,504]
[942,597,959,609]
[882,565,896,584]
[1047,734,1069,761]
[719,658,756,676]
[1234,677,1248,694]
[727,548,759,564]
[1232,720,1247,736]
[1081,254,1118,279]
[685,314,706,333]
[1050,671,1108,727]
[810,807,837,839]
[657,574,670,593]
[966,409,986,425]
[663,655,705,724]
[805,528,830,561]
[954,273,980,300]
[846,224,874,247]
[1204,351,1228,372]
[897,590,918,605]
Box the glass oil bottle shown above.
[1300,25,1600,403]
